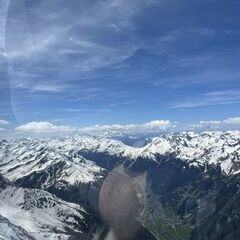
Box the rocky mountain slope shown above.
[0,174,97,240]
[0,215,35,240]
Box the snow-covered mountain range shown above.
[0,131,240,239]
[2,131,238,176]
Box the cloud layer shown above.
[190,117,240,131]
[15,121,75,133]
[14,120,174,136]
[79,120,175,136]
[11,117,240,137]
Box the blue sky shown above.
[0,0,240,135]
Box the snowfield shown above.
[0,185,90,240]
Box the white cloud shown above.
[0,128,5,131]
[190,121,221,131]
[79,120,175,136]
[0,119,9,125]
[170,89,240,108]
[223,117,240,125]
[30,84,67,93]
[190,117,240,131]
[15,122,75,133]
[13,120,174,137]
[7,117,240,136]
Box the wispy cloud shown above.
[5,0,154,98]
[30,84,68,93]
[190,117,240,131]
[169,89,240,108]
[62,108,86,113]
[0,0,9,49]
[152,70,240,88]
[5,0,149,70]
[144,27,217,58]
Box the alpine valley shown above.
[0,131,240,240]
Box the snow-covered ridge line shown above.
[0,137,105,184]
[1,130,240,176]
[72,131,240,174]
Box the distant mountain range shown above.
[0,131,240,239]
